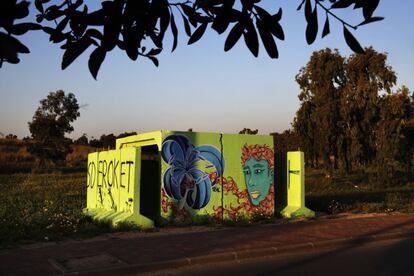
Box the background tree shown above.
[5,134,18,139]
[99,133,116,149]
[295,48,345,170]
[74,133,88,145]
[270,129,300,154]
[116,131,137,139]
[341,48,396,168]
[89,137,102,148]
[239,128,258,135]
[375,86,414,182]
[293,47,403,175]
[1,0,383,79]
[28,90,80,164]
[293,95,318,167]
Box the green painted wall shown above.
[85,147,153,228]
[86,130,313,228]
[159,131,275,222]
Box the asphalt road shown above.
[143,238,414,276]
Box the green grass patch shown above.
[0,173,138,248]
[305,169,414,214]
[2,169,414,247]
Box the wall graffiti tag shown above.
[86,148,139,214]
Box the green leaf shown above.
[182,14,192,36]
[125,30,139,60]
[306,6,318,44]
[85,28,103,40]
[331,0,354,9]
[211,13,230,35]
[188,22,208,45]
[181,4,194,18]
[62,36,92,70]
[88,47,106,80]
[322,16,330,38]
[159,4,170,41]
[358,16,384,27]
[362,0,379,20]
[255,6,284,40]
[0,32,30,54]
[270,22,284,40]
[243,20,259,57]
[343,26,364,54]
[15,1,30,19]
[35,0,44,14]
[148,56,159,67]
[10,23,41,35]
[224,22,244,52]
[147,48,162,56]
[297,0,305,11]
[272,8,282,22]
[102,0,123,51]
[0,33,19,60]
[254,5,271,21]
[257,19,278,59]
[305,0,312,22]
[170,13,178,52]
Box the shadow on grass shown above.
[307,189,414,214]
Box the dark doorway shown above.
[275,152,287,214]
[140,145,160,223]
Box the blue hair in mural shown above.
[161,135,224,210]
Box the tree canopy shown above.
[1,0,383,79]
[28,90,80,162]
[291,47,414,181]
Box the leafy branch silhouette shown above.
[0,0,383,79]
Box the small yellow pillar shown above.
[280,151,315,218]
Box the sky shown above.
[1,1,413,140]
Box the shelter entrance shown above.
[139,145,160,223]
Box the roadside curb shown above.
[70,230,414,275]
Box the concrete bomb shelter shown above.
[85,130,314,228]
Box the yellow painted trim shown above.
[116,130,165,149]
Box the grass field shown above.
[1,170,414,248]
[0,173,138,248]
[305,170,414,214]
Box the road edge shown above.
[70,230,414,275]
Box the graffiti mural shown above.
[87,130,276,228]
[161,134,224,210]
[241,144,274,206]
[211,144,275,220]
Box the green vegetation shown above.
[272,48,414,215]
[0,173,138,248]
[306,169,414,215]
[28,90,80,164]
[0,138,92,174]
[1,46,413,247]
[1,1,381,78]
[1,170,413,248]
[273,48,414,184]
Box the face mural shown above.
[242,144,274,206]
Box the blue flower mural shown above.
[161,135,224,210]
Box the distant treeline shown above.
[72,131,137,149]
[272,48,414,184]
[0,132,137,174]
